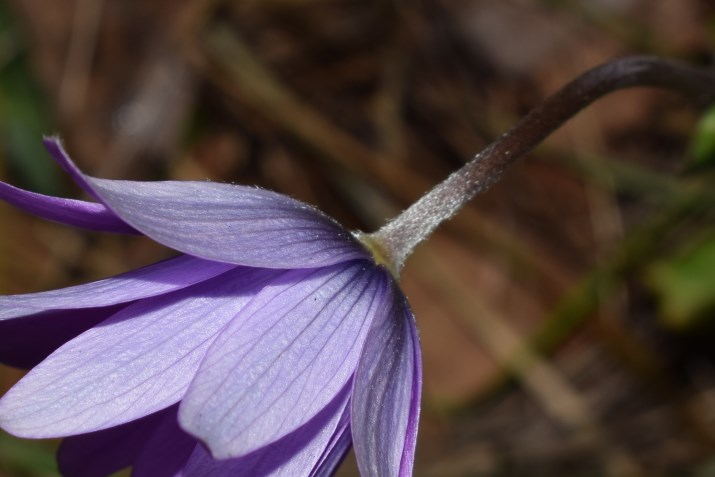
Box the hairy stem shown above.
[368,56,715,272]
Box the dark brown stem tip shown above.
[564,55,715,107]
[371,55,715,270]
[491,56,715,179]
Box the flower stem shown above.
[368,56,715,272]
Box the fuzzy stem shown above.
[368,56,715,272]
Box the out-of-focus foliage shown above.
[0,1,59,194]
[0,432,56,477]
[689,105,715,171]
[647,232,715,331]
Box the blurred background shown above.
[1,0,715,476]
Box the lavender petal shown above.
[42,137,99,198]
[131,406,196,477]
[86,176,369,268]
[0,267,279,438]
[57,406,170,477]
[0,304,127,369]
[0,255,236,321]
[351,287,422,477]
[0,180,135,233]
[182,381,351,477]
[179,262,388,459]
[0,255,234,369]
[309,407,352,477]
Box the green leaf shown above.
[646,232,715,332]
[688,104,715,172]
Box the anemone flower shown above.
[0,137,421,476]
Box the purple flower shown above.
[0,138,421,476]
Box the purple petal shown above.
[131,406,196,477]
[0,180,136,233]
[85,176,369,268]
[57,406,170,477]
[42,137,368,268]
[42,137,99,198]
[309,410,352,477]
[182,381,351,477]
[351,287,422,477]
[0,255,234,369]
[179,262,389,459]
[0,266,280,438]
[0,304,127,369]
[0,255,235,321]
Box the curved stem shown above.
[367,56,715,272]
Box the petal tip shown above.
[176,412,226,460]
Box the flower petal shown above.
[0,266,279,438]
[0,180,135,233]
[86,177,368,268]
[179,261,389,458]
[0,255,235,321]
[0,305,127,368]
[182,381,351,477]
[351,287,422,477]
[0,255,235,368]
[42,137,99,197]
[42,137,368,268]
[309,411,352,477]
[57,407,170,477]
[131,406,196,477]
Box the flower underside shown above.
[0,137,423,477]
